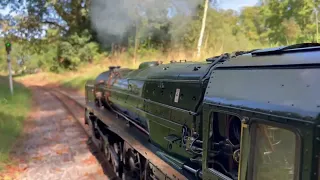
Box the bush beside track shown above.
[0,76,31,170]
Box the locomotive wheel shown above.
[95,97,102,107]
[87,120,100,146]
[87,119,94,138]
[112,145,122,177]
[105,141,123,178]
[141,161,153,180]
[91,122,101,148]
[102,137,111,162]
[122,149,141,180]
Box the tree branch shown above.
[42,20,68,32]
[53,3,71,24]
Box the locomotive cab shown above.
[201,45,320,180]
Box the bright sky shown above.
[0,0,259,15]
[0,7,10,15]
[219,0,258,11]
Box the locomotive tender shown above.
[84,43,320,180]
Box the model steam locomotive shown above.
[84,43,320,180]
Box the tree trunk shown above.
[134,23,140,66]
[197,0,209,57]
[204,31,210,54]
[316,9,319,43]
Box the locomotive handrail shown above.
[105,87,198,116]
[251,42,320,56]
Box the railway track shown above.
[38,86,121,180]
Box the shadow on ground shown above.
[0,81,118,179]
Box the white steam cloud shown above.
[90,0,202,45]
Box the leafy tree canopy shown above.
[0,0,319,73]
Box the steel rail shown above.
[35,86,120,180]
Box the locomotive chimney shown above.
[109,66,121,71]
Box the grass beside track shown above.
[0,76,31,170]
[60,72,99,93]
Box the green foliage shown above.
[1,0,320,74]
[56,30,102,71]
[258,0,319,45]
[240,6,268,43]
[0,76,31,169]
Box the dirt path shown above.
[0,87,108,180]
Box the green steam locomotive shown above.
[84,43,320,180]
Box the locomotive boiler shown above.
[85,43,320,180]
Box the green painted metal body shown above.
[89,46,320,180]
[201,49,320,180]
[98,61,212,163]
